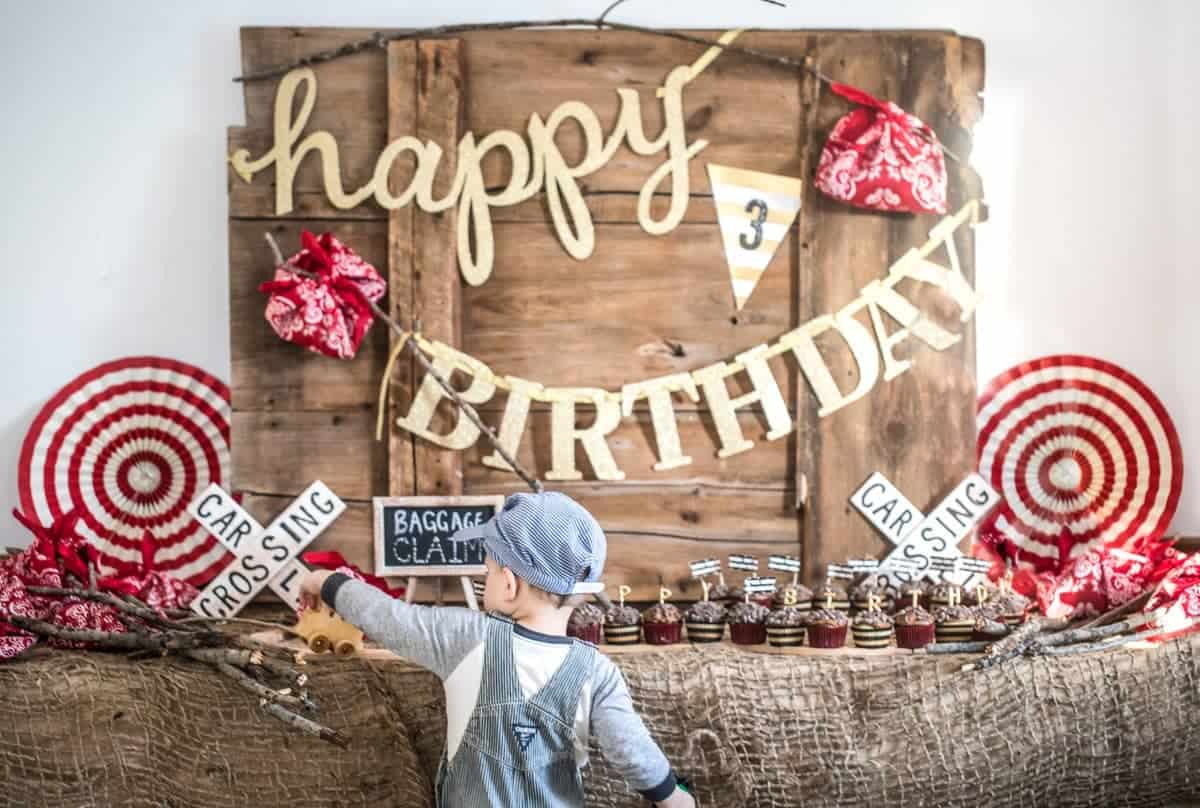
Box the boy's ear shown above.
[502,566,520,599]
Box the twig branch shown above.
[261,700,348,748]
[27,586,184,632]
[8,616,223,652]
[185,651,307,711]
[264,232,543,494]
[179,615,304,637]
[926,640,990,654]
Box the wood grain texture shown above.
[388,41,418,497]
[411,39,466,498]
[794,34,982,583]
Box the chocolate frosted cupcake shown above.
[933,604,976,643]
[806,608,850,649]
[765,606,807,647]
[772,583,813,612]
[964,583,998,607]
[685,600,727,643]
[995,590,1032,626]
[642,603,683,645]
[895,580,929,611]
[928,582,964,611]
[971,602,1008,641]
[850,575,893,613]
[893,604,935,650]
[814,581,850,612]
[726,601,769,645]
[603,605,641,645]
[566,603,604,645]
[852,609,894,648]
[709,581,746,605]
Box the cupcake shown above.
[806,608,850,649]
[933,604,976,643]
[893,604,935,650]
[994,590,1032,626]
[726,601,769,645]
[964,583,998,607]
[850,575,893,613]
[895,580,929,611]
[814,581,850,612]
[709,581,746,605]
[603,605,641,645]
[851,608,894,649]
[971,602,1007,641]
[772,583,813,612]
[566,603,603,644]
[685,600,726,643]
[928,582,964,611]
[641,603,683,645]
[765,606,807,647]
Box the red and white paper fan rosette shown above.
[975,355,1182,574]
[18,357,232,586]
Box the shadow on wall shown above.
[1,401,39,551]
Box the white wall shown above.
[2,0,1196,546]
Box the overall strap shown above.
[529,640,597,718]
[477,614,524,704]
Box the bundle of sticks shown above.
[924,593,1171,672]
[6,566,346,747]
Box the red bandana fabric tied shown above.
[259,231,387,360]
[0,514,198,660]
[815,83,948,215]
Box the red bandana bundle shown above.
[815,83,948,215]
[1146,553,1200,640]
[259,231,387,360]
[1034,535,1185,619]
[97,530,199,613]
[0,512,200,660]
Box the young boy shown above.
[300,491,695,808]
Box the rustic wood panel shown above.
[387,42,418,497]
[237,409,791,498]
[463,221,797,406]
[794,34,982,582]
[231,411,386,499]
[229,27,983,601]
[229,218,389,411]
[410,39,466,498]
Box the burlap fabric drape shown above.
[1,636,1198,807]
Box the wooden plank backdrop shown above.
[228,27,985,602]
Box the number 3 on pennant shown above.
[739,198,768,250]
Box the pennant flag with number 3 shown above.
[707,163,804,311]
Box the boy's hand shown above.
[655,787,696,808]
[299,569,337,611]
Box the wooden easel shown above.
[403,572,480,610]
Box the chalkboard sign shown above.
[372,495,503,576]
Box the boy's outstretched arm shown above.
[590,657,696,808]
[301,570,484,680]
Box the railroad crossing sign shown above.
[850,472,1001,586]
[187,481,345,618]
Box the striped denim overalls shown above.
[437,615,597,808]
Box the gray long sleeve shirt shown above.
[324,575,677,802]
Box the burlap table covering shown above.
[1,635,1197,807]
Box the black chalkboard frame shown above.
[372,495,503,577]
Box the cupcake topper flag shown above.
[975,584,988,605]
[868,594,883,612]
[619,584,632,609]
[768,555,802,586]
[826,563,856,581]
[729,554,759,573]
[689,558,721,579]
[910,591,921,610]
[700,579,712,602]
[948,588,962,608]
[825,592,835,610]
[659,586,672,606]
